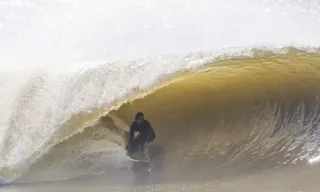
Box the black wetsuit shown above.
[127,120,155,154]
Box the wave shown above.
[1,46,320,184]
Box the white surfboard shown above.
[126,146,150,163]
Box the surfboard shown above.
[126,147,150,163]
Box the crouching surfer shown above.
[126,112,156,156]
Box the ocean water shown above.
[1,0,320,191]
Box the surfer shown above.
[126,112,155,155]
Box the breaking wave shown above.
[1,47,320,185]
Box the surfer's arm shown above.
[146,121,156,142]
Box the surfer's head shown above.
[135,112,144,124]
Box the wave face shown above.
[113,51,320,175]
[2,49,320,190]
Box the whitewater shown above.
[1,0,320,191]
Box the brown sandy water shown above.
[3,50,320,192]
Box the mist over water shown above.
[1,0,320,191]
[1,0,320,67]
